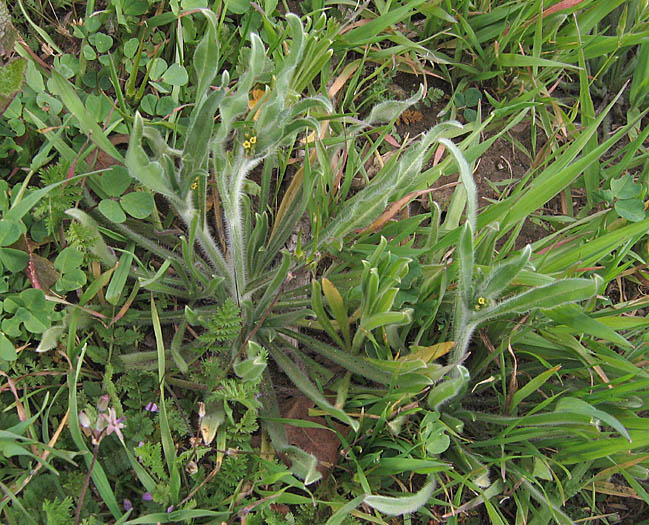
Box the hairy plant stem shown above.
[223,155,263,304]
[188,213,236,295]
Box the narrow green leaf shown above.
[151,294,181,501]
[480,245,531,299]
[364,476,436,516]
[555,397,631,442]
[322,278,351,350]
[105,244,134,305]
[545,304,632,348]
[193,18,218,101]
[509,365,561,413]
[49,70,123,163]
[268,343,359,432]
[473,278,596,323]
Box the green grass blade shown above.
[49,71,124,163]
[151,294,181,502]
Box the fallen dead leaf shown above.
[282,395,346,477]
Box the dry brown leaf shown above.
[283,395,345,477]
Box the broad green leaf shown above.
[427,366,470,409]
[0,58,26,114]
[0,247,28,272]
[480,245,531,299]
[120,191,154,219]
[125,113,175,199]
[54,246,84,272]
[36,325,65,353]
[611,174,642,199]
[92,32,113,53]
[360,310,412,331]
[199,401,224,445]
[0,218,23,246]
[233,341,267,382]
[100,166,132,197]
[322,278,351,350]
[366,85,424,125]
[282,445,321,485]
[0,332,16,361]
[98,199,126,223]
[162,63,188,86]
[182,89,224,179]
[56,268,87,292]
[615,199,645,222]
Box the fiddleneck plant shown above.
[125,13,330,306]
[33,8,601,507]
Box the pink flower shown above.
[144,402,159,412]
[142,492,153,501]
[123,499,133,511]
[101,407,126,444]
[79,411,91,428]
[97,394,110,412]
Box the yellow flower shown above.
[243,140,251,149]
[477,297,486,305]
[249,136,257,144]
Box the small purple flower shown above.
[167,505,174,513]
[144,402,159,413]
[142,492,153,502]
[138,441,145,448]
[123,499,133,511]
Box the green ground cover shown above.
[1,0,649,523]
